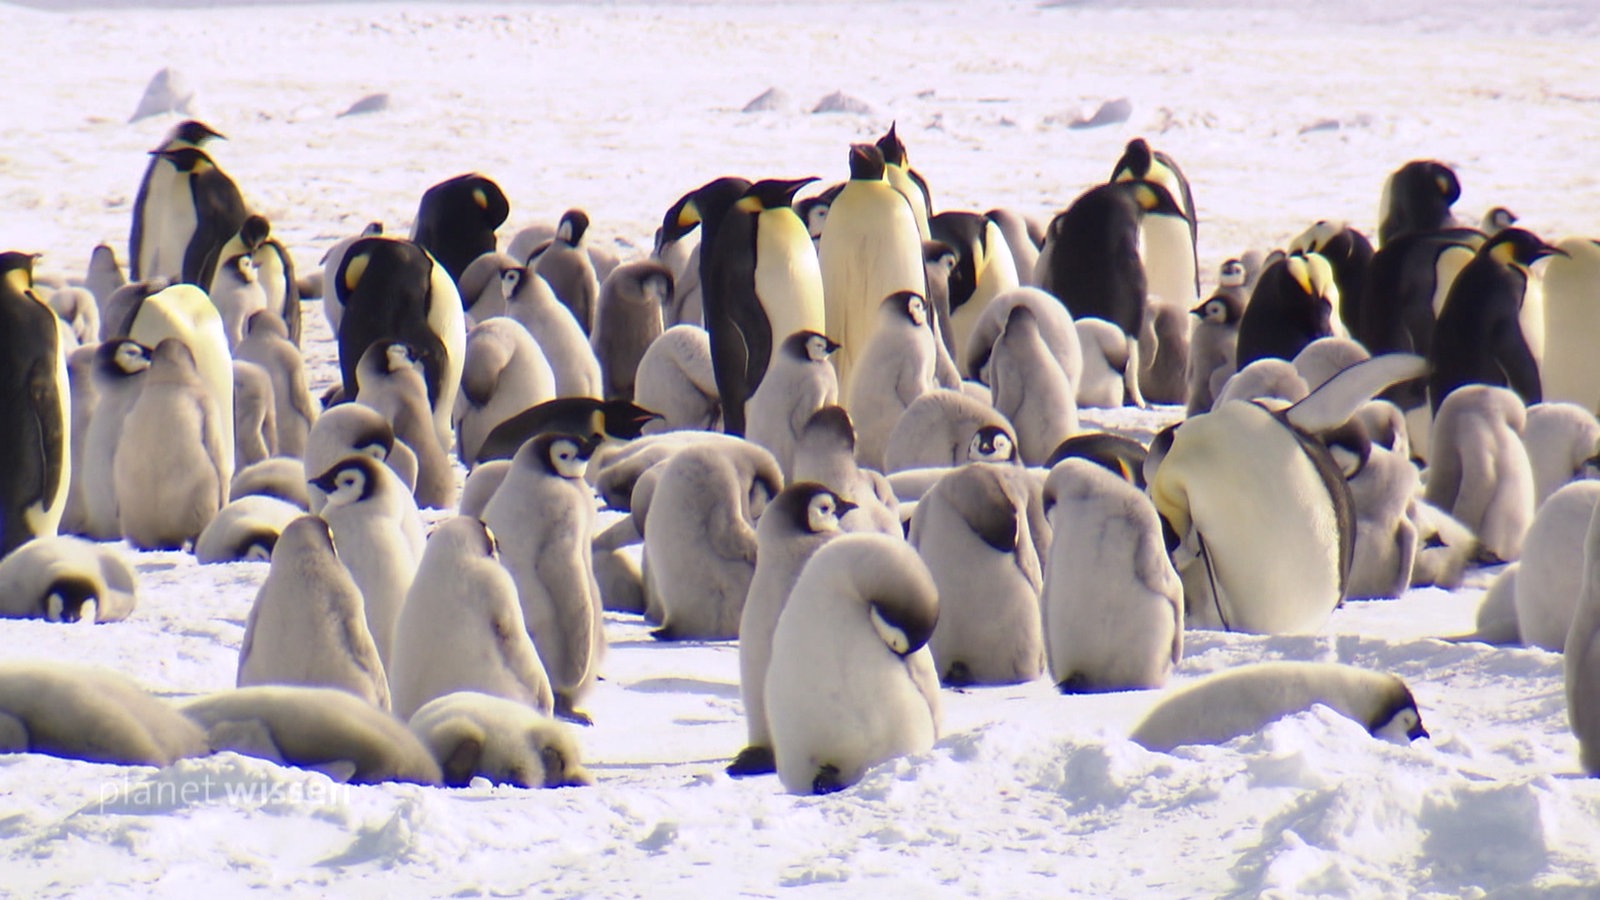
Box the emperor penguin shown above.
[86,243,127,309]
[1523,402,1600,506]
[115,338,227,550]
[46,286,99,348]
[1130,661,1428,752]
[0,252,71,557]
[318,221,383,335]
[407,691,593,788]
[232,358,278,468]
[193,494,302,564]
[502,264,603,399]
[1293,337,1371,392]
[1150,354,1427,634]
[791,406,903,534]
[1289,220,1374,343]
[747,330,840,480]
[234,311,316,459]
[230,457,311,509]
[334,236,466,451]
[731,483,855,776]
[302,403,418,511]
[1140,303,1192,405]
[308,455,426,668]
[592,259,671,402]
[1514,480,1600,651]
[179,686,440,785]
[644,441,783,641]
[236,515,391,710]
[656,175,754,330]
[354,340,456,510]
[481,434,606,724]
[147,146,250,288]
[1110,137,1199,309]
[1377,159,1461,246]
[847,291,939,471]
[80,339,151,540]
[1235,251,1344,369]
[1482,206,1519,236]
[458,459,511,519]
[765,533,942,795]
[883,389,1018,473]
[410,172,510,290]
[1344,433,1422,601]
[930,211,1021,356]
[911,463,1046,685]
[1359,228,1483,359]
[1184,290,1244,416]
[528,209,601,335]
[1075,317,1137,409]
[818,143,926,396]
[984,209,1042,289]
[388,517,555,720]
[1539,237,1600,409]
[204,214,301,345]
[1565,495,1600,775]
[123,282,235,482]
[473,396,659,465]
[962,287,1082,389]
[60,345,98,536]
[1041,458,1182,693]
[701,177,827,436]
[457,251,520,323]
[876,122,933,241]
[0,535,138,623]
[986,304,1079,466]
[1045,432,1149,488]
[454,317,558,467]
[1424,384,1535,563]
[129,119,224,283]
[632,324,721,433]
[1429,228,1562,412]
[0,661,207,767]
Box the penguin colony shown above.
[20,114,1600,798]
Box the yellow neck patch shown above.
[343,252,370,293]
[2,268,31,297]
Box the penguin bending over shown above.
[411,172,510,290]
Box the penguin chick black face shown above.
[884,290,928,327]
[783,330,840,364]
[968,425,1017,464]
[223,254,258,284]
[1218,258,1247,288]
[105,339,153,376]
[523,433,594,480]
[1369,685,1429,743]
[43,574,100,624]
[556,209,590,246]
[779,483,856,535]
[1192,294,1243,325]
[868,591,938,658]
[847,143,887,182]
[1486,227,1567,270]
[308,456,382,508]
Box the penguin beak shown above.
[1189,302,1207,317]
[780,177,821,203]
[1534,243,1569,261]
[307,471,338,494]
[1408,721,1430,741]
[837,499,859,517]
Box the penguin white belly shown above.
[755,211,825,345]
[819,185,923,393]
[128,285,235,487]
[948,225,1022,356]
[1540,238,1600,409]
[1138,215,1198,309]
[424,261,467,452]
[142,165,195,283]
[25,320,72,539]
[1153,403,1343,634]
[1430,245,1477,317]
[1565,500,1600,775]
[1513,481,1600,651]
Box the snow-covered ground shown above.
[2,0,1599,895]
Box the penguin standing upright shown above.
[0,252,71,557]
[129,119,224,283]
[655,176,752,329]
[410,173,510,290]
[530,209,601,335]
[205,215,301,345]
[930,211,1021,359]
[1429,228,1563,413]
[591,259,672,402]
[819,144,926,395]
[1110,138,1199,309]
[1378,159,1461,246]
[702,177,827,436]
[147,147,250,288]
[876,122,933,241]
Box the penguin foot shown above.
[811,764,845,795]
[1057,673,1094,694]
[554,696,594,726]
[942,661,974,688]
[726,746,776,777]
[650,626,678,642]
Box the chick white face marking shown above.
[805,334,835,363]
[115,341,151,374]
[322,466,369,508]
[906,295,928,328]
[869,603,911,656]
[1374,706,1429,744]
[805,493,845,534]
[1219,259,1246,288]
[969,430,1015,463]
[548,438,587,479]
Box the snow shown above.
[2,0,1599,895]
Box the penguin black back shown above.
[928,212,987,319]
[411,173,510,291]
[334,237,449,410]
[0,251,68,557]
[1379,159,1461,246]
[474,397,660,464]
[1235,252,1339,369]
[1038,180,1181,338]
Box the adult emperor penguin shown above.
[1184,290,1243,416]
[1429,228,1562,413]
[1289,220,1374,342]
[765,532,941,795]
[1150,354,1427,634]
[529,209,601,335]
[146,146,250,288]
[481,433,606,724]
[407,691,593,788]
[911,463,1046,686]
[702,177,827,436]
[644,441,783,641]
[308,455,426,668]
[472,396,658,465]
[592,259,671,402]
[410,172,510,290]
[1424,385,1535,564]
[1042,458,1182,693]
[1512,480,1600,651]
[0,535,138,623]
[115,338,227,550]
[129,119,224,282]
[0,661,207,767]
[388,517,555,720]
[930,211,1021,356]
[656,175,753,328]
[876,122,933,241]
[236,515,392,710]
[318,221,383,335]
[334,236,466,452]
[848,291,939,471]
[502,264,603,399]
[730,483,854,776]
[234,311,316,459]
[986,304,1079,466]
[454,317,558,466]
[747,330,840,480]
[1377,159,1461,246]
[1235,251,1343,369]
[1130,661,1428,752]
[819,143,926,396]
[1539,237,1600,409]
[1565,494,1600,775]
[0,252,71,557]
[985,208,1042,289]
[354,340,456,510]
[1110,137,1199,308]
[204,214,301,345]
[80,339,150,540]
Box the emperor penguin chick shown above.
[1424,385,1535,564]
[407,691,593,789]
[632,324,721,433]
[847,291,939,471]
[1184,291,1243,416]
[355,340,456,510]
[308,455,426,669]
[232,358,278,469]
[529,209,601,334]
[986,305,1079,466]
[730,484,854,776]
[453,317,557,466]
[81,339,151,540]
[883,389,1018,473]
[1075,317,1136,409]
[910,463,1045,686]
[502,265,602,399]
[388,517,555,720]
[644,441,783,641]
[234,311,317,459]
[115,338,227,550]
[1042,459,1181,693]
[592,259,671,402]
[747,331,840,479]
[1565,494,1600,774]
[962,286,1082,389]
[236,515,391,710]
[194,494,302,564]
[791,406,902,534]
[481,434,605,724]
[1513,481,1600,651]
[766,533,942,795]
[1345,438,1422,601]
[1522,402,1600,507]
[0,535,139,623]
[303,403,419,512]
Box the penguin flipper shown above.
[1284,353,1427,434]
[707,312,753,437]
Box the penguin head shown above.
[239,215,272,252]
[1368,681,1429,743]
[600,400,663,440]
[775,482,856,536]
[151,146,217,174]
[499,266,528,301]
[42,574,100,624]
[1123,179,1184,219]
[1486,228,1567,271]
[1113,137,1154,179]
[923,240,958,277]
[103,339,152,376]
[556,209,590,246]
[1320,418,1373,479]
[224,253,258,285]
[800,405,857,454]
[784,330,839,364]
[1218,258,1247,288]
[883,290,928,328]
[239,531,277,563]
[657,177,751,247]
[169,119,225,146]
[868,591,939,658]
[0,250,35,296]
[738,177,820,212]
[434,515,499,559]
[1044,432,1149,489]
[523,432,595,480]
[967,425,1017,464]
[875,122,908,167]
[1191,293,1243,325]
[1481,206,1519,235]
[846,143,887,182]
[309,455,382,508]
[1000,303,1039,340]
[1289,219,1345,256]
